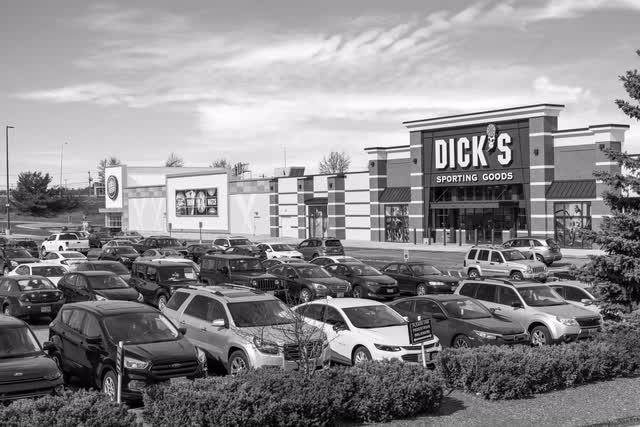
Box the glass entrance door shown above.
[308,205,327,238]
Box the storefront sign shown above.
[175,188,218,216]
[431,169,522,186]
[107,175,119,201]
[434,125,513,170]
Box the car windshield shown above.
[230,239,252,246]
[88,275,130,290]
[271,244,294,251]
[502,250,526,261]
[95,263,129,275]
[441,299,492,319]
[157,238,181,247]
[410,264,442,276]
[229,259,264,272]
[31,266,67,277]
[63,252,85,259]
[158,267,197,282]
[517,286,567,307]
[113,247,138,255]
[350,265,382,276]
[4,248,32,258]
[325,240,342,247]
[296,266,332,279]
[103,312,179,344]
[0,327,41,358]
[343,305,405,328]
[228,300,294,327]
[14,241,37,249]
[16,278,56,290]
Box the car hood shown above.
[530,303,599,319]
[360,275,396,285]
[355,325,417,346]
[239,324,324,345]
[233,244,260,251]
[10,257,40,264]
[417,274,459,284]
[461,317,526,335]
[230,271,273,278]
[47,276,62,286]
[566,300,601,314]
[304,277,350,287]
[274,250,303,257]
[94,287,140,301]
[0,354,59,382]
[125,339,197,364]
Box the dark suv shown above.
[57,271,141,303]
[130,261,201,310]
[266,263,351,303]
[0,315,63,401]
[324,262,399,300]
[5,238,40,259]
[200,254,283,295]
[0,247,39,275]
[296,237,344,260]
[48,301,206,402]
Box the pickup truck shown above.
[40,233,90,256]
[131,236,188,257]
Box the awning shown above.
[304,197,328,205]
[379,187,411,204]
[546,180,596,199]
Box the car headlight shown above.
[120,257,130,262]
[95,295,107,301]
[251,279,258,286]
[136,293,144,302]
[473,330,498,340]
[44,370,62,380]
[365,281,381,287]
[195,347,207,366]
[253,337,279,355]
[169,287,176,295]
[312,283,328,291]
[274,279,281,286]
[428,281,445,286]
[10,260,18,267]
[374,343,401,352]
[526,265,532,272]
[556,317,578,326]
[124,356,149,370]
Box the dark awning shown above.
[546,180,596,199]
[379,187,411,204]
[304,197,328,205]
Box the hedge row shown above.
[142,360,443,426]
[0,390,140,427]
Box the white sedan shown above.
[293,298,441,366]
[8,263,68,286]
[257,242,303,259]
[309,256,364,267]
[41,251,87,266]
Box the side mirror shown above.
[86,336,102,345]
[402,316,409,322]
[287,274,296,280]
[581,298,593,306]
[211,318,226,327]
[42,341,54,351]
[332,322,348,332]
[266,249,272,252]
[511,301,524,309]
[432,313,446,320]
[178,327,187,335]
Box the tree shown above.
[319,151,351,174]
[165,152,184,167]
[578,50,640,319]
[97,157,121,184]
[211,158,230,169]
[11,171,77,216]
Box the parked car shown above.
[113,231,143,241]
[0,275,64,318]
[130,260,200,310]
[502,237,563,266]
[455,278,602,345]
[463,246,548,281]
[57,271,141,303]
[40,233,89,256]
[388,295,529,347]
[72,231,90,240]
[380,262,460,295]
[256,242,303,260]
[48,301,206,402]
[88,231,113,248]
[0,247,40,275]
[5,238,40,258]
[223,246,265,258]
[199,254,283,296]
[138,248,184,260]
[0,315,63,401]
[549,279,600,313]
[261,257,307,269]
[8,263,67,286]
[294,298,441,365]
[132,236,187,257]
[267,263,351,303]
[213,236,262,258]
[102,239,137,249]
[41,251,87,266]
[97,246,140,268]
[295,237,344,260]
[309,256,364,267]
[150,258,200,275]
[185,243,225,263]
[324,262,399,300]
[163,284,330,375]
[66,260,131,282]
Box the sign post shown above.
[198,221,203,243]
[168,222,172,237]
[407,318,433,368]
[403,249,410,263]
[116,341,124,403]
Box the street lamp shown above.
[59,142,68,196]
[5,126,13,235]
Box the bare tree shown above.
[97,157,121,183]
[165,152,184,167]
[319,151,351,174]
[211,158,230,169]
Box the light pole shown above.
[5,126,13,234]
[59,142,68,196]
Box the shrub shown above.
[143,360,443,426]
[0,390,140,427]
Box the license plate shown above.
[41,306,51,313]
[386,288,395,294]
[336,292,344,298]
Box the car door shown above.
[414,299,451,345]
[297,240,311,260]
[59,308,89,375]
[488,251,507,277]
[136,266,159,302]
[59,274,78,302]
[382,263,400,287]
[472,283,499,311]
[320,306,352,362]
[396,264,415,293]
[179,295,229,363]
[74,275,93,301]
[282,266,302,298]
[495,285,528,328]
[474,249,490,276]
[389,299,415,320]
[78,312,104,380]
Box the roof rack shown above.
[465,277,515,286]
[470,244,503,250]
[187,283,266,296]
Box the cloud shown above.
[533,76,592,103]
[17,83,131,106]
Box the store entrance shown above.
[430,206,527,244]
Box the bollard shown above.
[474,229,478,245]
[413,228,417,245]
[459,228,462,246]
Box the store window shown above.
[554,202,592,248]
[384,204,409,242]
[105,213,122,229]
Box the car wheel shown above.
[467,268,480,279]
[416,283,427,296]
[3,304,12,316]
[299,288,313,303]
[509,271,524,281]
[51,352,70,383]
[453,335,472,348]
[156,294,168,311]
[352,346,372,365]
[311,253,319,259]
[352,286,363,298]
[41,246,47,257]
[228,350,250,375]
[531,325,552,346]
[545,261,553,267]
[2,267,9,276]
[535,254,545,264]
[101,370,117,402]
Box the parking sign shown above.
[403,249,410,262]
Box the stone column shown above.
[269,179,279,237]
[297,177,314,239]
[328,175,346,239]
[368,150,387,242]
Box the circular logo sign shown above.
[107,175,119,201]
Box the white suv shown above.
[455,278,602,345]
[464,246,548,281]
[163,284,330,374]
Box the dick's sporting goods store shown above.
[367,104,629,248]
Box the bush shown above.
[0,390,140,427]
[143,360,443,426]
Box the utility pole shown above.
[59,142,68,196]
[88,171,93,197]
[5,126,13,235]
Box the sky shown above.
[1,0,640,188]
